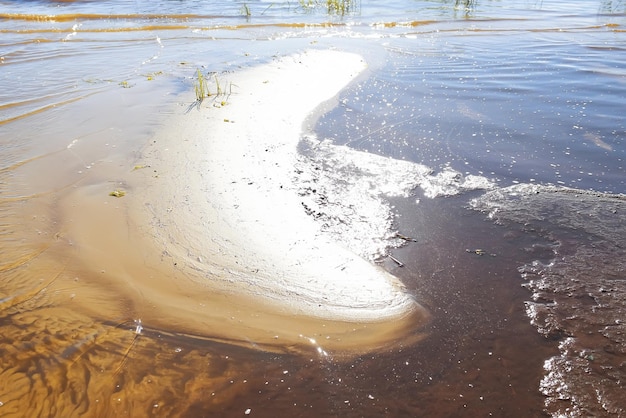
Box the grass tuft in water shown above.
[192,69,235,110]
[299,0,358,15]
[241,3,251,17]
[194,69,209,103]
[215,74,223,96]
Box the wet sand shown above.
[53,49,428,354]
[0,49,430,417]
[0,188,555,418]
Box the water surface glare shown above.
[1,0,625,416]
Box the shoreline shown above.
[57,49,429,354]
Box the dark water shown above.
[311,7,626,413]
[1,0,626,416]
[471,186,626,416]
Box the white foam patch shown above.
[296,136,430,260]
[419,166,496,199]
[296,137,496,260]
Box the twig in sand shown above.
[389,255,404,267]
[114,319,143,377]
[395,232,418,243]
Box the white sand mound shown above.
[140,49,422,322]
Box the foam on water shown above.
[471,184,626,416]
[296,136,495,261]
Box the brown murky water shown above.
[0,141,556,417]
[0,84,549,416]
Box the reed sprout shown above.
[192,69,234,109]
[298,0,358,15]
[326,0,355,15]
[194,69,208,103]
[241,3,251,17]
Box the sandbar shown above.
[61,49,428,354]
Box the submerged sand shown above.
[55,49,428,354]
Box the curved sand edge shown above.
[139,49,423,321]
[136,50,424,322]
[41,49,429,354]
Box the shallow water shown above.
[471,186,626,416]
[1,0,626,416]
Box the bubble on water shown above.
[134,319,143,334]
